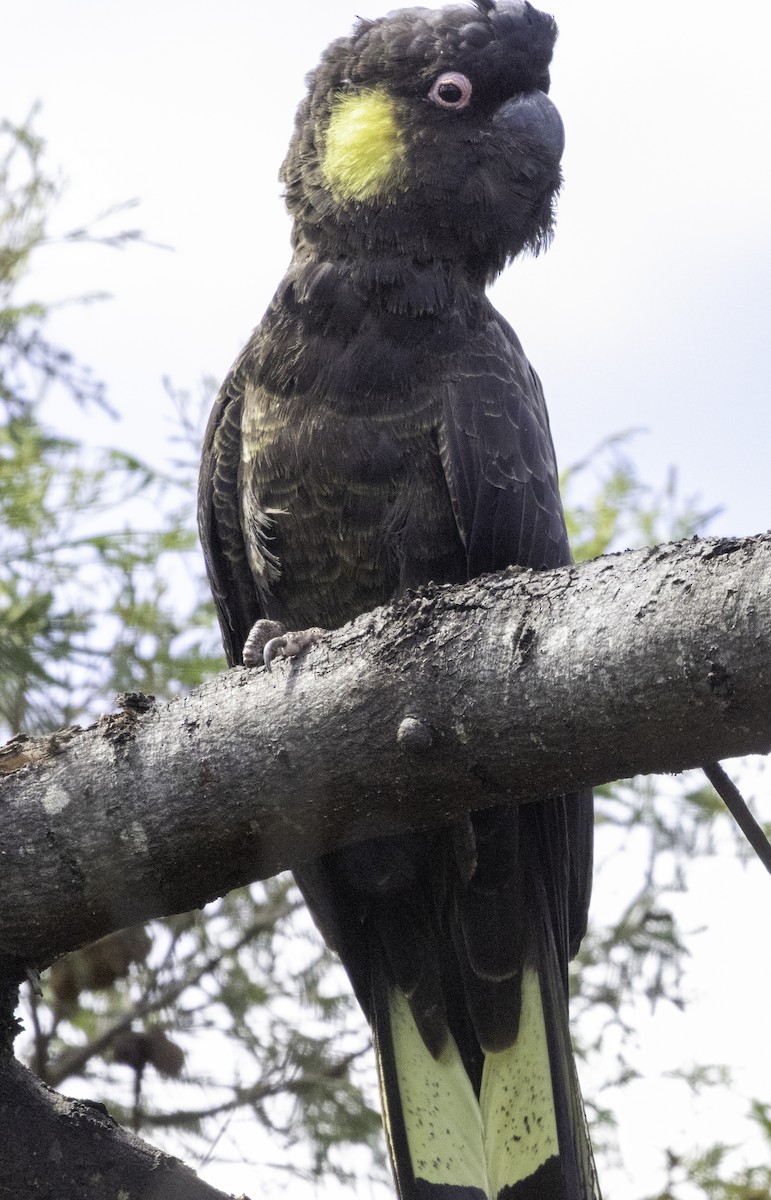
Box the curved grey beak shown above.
[492,90,565,164]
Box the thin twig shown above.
[703,761,771,877]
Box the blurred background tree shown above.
[2,113,768,1199]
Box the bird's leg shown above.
[242,619,325,671]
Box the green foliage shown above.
[0,408,221,732]
[562,432,719,563]
[647,1115,771,1200]
[0,114,221,736]
[0,109,142,415]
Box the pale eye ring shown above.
[428,71,473,110]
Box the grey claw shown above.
[263,635,289,672]
[263,627,326,671]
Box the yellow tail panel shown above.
[384,985,491,1196]
[480,967,559,1196]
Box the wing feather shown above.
[440,306,570,576]
[438,301,594,1031]
[198,358,263,667]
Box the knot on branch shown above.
[397,717,433,753]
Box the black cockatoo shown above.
[198,2,598,1197]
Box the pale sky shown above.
[2,2,770,1197]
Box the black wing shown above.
[438,299,593,981]
[439,302,570,577]
[198,353,266,668]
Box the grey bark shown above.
[0,1054,234,1200]
[1,534,769,975]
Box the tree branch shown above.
[2,534,769,975]
[0,1053,237,1200]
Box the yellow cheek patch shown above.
[323,88,405,201]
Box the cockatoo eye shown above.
[428,72,473,110]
